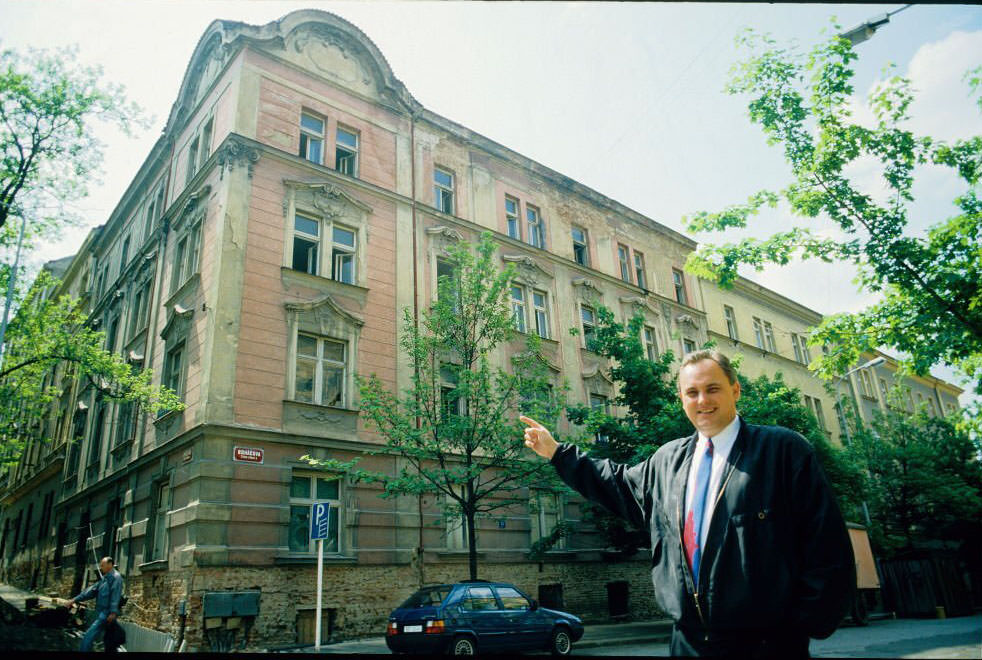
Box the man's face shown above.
[678,359,740,438]
[99,559,111,575]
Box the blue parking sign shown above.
[310,502,332,540]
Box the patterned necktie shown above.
[684,438,714,586]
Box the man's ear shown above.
[732,379,741,402]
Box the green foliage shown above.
[0,43,145,245]
[845,404,982,557]
[308,233,567,579]
[0,270,183,466]
[684,25,982,394]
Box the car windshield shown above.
[400,586,452,609]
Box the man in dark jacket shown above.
[70,556,124,652]
[521,350,854,658]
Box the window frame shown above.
[580,304,597,349]
[672,269,688,306]
[589,393,610,443]
[433,167,455,215]
[290,212,359,286]
[288,471,343,554]
[505,196,521,240]
[148,479,171,562]
[299,111,326,165]
[617,244,632,283]
[571,225,589,266]
[763,321,776,353]
[643,325,657,362]
[526,204,545,249]
[292,333,348,408]
[723,305,738,341]
[633,251,647,289]
[335,125,359,177]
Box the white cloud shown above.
[902,30,982,140]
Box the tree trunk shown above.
[465,493,478,580]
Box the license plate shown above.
[403,625,423,633]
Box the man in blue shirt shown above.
[71,556,124,652]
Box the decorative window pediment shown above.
[581,363,614,386]
[159,304,194,341]
[502,254,553,286]
[571,277,603,301]
[620,295,660,318]
[283,180,372,219]
[172,185,211,232]
[216,138,261,180]
[286,294,364,335]
[675,314,699,330]
[426,225,464,255]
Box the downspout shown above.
[409,110,424,587]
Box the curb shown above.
[576,633,673,649]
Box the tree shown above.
[308,234,567,580]
[0,270,182,466]
[569,306,864,554]
[0,44,144,244]
[845,400,982,557]
[683,28,982,396]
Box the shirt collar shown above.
[697,414,741,455]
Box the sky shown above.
[1,1,980,402]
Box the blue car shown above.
[385,580,584,655]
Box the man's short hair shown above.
[679,349,738,385]
[101,556,115,566]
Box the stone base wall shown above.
[3,555,660,652]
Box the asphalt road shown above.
[573,614,982,658]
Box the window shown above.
[445,507,468,551]
[590,394,610,443]
[460,586,495,611]
[527,204,545,249]
[129,280,152,337]
[634,251,647,289]
[439,366,466,419]
[753,317,765,349]
[617,245,631,282]
[505,196,520,240]
[835,403,848,438]
[291,214,357,285]
[198,118,213,170]
[511,285,550,339]
[119,236,130,275]
[792,333,811,364]
[580,305,596,349]
[294,333,346,407]
[859,370,875,399]
[804,395,827,431]
[436,258,459,309]
[163,341,186,400]
[763,321,776,352]
[724,306,738,341]
[185,136,199,185]
[434,167,454,214]
[531,491,565,550]
[86,398,107,478]
[331,226,356,284]
[927,398,937,417]
[335,126,358,176]
[643,326,657,361]
[683,338,697,354]
[148,481,170,561]
[105,315,120,353]
[114,402,136,448]
[531,290,550,340]
[571,226,589,266]
[496,585,531,610]
[66,407,87,481]
[170,220,202,292]
[672,269,688,305]
[144,184,165,239]
[289,472,341,553]
[292,213,320,275]
[878,378,889,403]
[299,112,324,164]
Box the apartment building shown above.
[0,9,963,649]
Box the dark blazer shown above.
[550,418,855,641]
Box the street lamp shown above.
[838,5,912,46]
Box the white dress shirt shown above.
[684,414,741,552]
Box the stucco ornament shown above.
[571,277,604,301]
[675,314,699,330]
[425,226,464,255]
[217,139,261,179]
[502,255,552,286]
[293,25,372,90]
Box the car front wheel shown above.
[550,627,572,656]
[450,635,477,656]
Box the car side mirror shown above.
[529,599,539,611]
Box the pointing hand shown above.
[520,415,558,460]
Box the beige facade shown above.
[0,9,964,650]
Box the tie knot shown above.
[706,438,714,454]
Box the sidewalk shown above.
[286,618,675,654]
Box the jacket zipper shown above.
[677,448,743,642]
